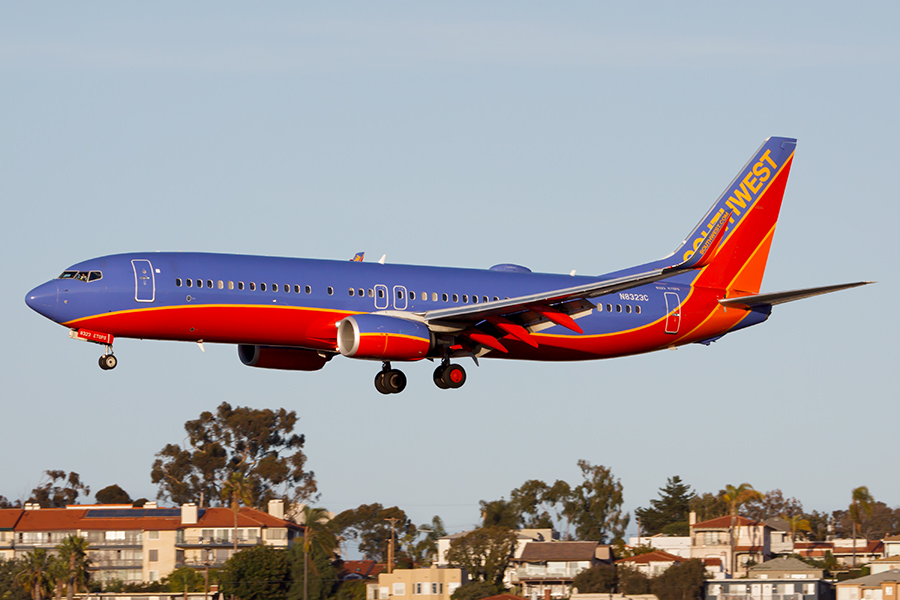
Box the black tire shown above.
[374,372,391,395]
[433,366,449,389]
[99,355,110,370]
[442,364,466,389]
[386,369,407,394]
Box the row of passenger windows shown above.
[174,278,642,314]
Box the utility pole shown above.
[385,517,400,574]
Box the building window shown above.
[393,583,406,596]
[149,549,158,562]
[415,583,422,595]
[148,531,160,540]
[149,571,159,582]
[267,529,286,540]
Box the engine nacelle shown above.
[238,345,331,371]
[337,314,433,361]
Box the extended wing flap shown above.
[718,281,874,310]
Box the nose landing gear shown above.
[98,345,117,370]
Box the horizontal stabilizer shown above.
[718,281,874,310]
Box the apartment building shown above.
[0,500,301,584]
[371,566,465,600]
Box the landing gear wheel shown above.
[433,366,450,389]
[374,371,391,395]
[375,369,407,394]
[441,364,466,389]
[99,354,117,370]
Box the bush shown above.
[572,563,616,593]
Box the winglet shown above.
[350,252,365,262]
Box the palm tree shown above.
[850,486,874,567]
[722,483,763,575]
[300,505,337,600]
[57,534,91,600]
[17,548,53,600]
[782,514,812,543]
[221,472,255,555]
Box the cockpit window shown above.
[58,270,102,282]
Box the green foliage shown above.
[742,490,803,521]
[26,471,89,509]
[335,580,368,600]
[661,521,689,536]
[400,516,447,567]
[163,567,206,593]
[449,581,503,600]
[445,526,517,586]
[332,504,410,563]
[572,563,616,593]
[650,559,706,600]
[287,543,337,600]
[94,484,132,505]
[0,496,21,509]
[56,534,91,600]
[479,499,519,529]
[151,402,317,507]
[688,492,727,522]
[565,461,629,543]
[16,549,53,600]
[803,510,831,542]
[0,559,30,600]
[220,545,291,600]
[635,476,695,537]
[617,564,651,595]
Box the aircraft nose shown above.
[25,281,60,320]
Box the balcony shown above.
[514,567,584,581]
[176,535,260,548]
[89,560,143,568]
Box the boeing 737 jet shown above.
[25,137,871,393]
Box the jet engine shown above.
[337,314,433,361]
[237,345,331,371]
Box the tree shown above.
[27,471,90,508]
[742,490,803,521]
[508,479,573,530]
[722,484,763,575]
[445,526,517,586]
[287,540,337,600]
[400,516,446,568]
[332,504,410,563]
[563,461,629,543]
[294,505,337,600]
[56,535,90,600]
[635,476,695,536]
[220,545,291,600]
[449,582,503,600]
[617,564,651,595]
[849,486,874,568]
[0,559,30,600]
[16,549,53,600]
[571,563,616,593]
[802,510,831,542]
[782,514,812,542]
[479,499,519,529]
[221,472,255,552]
[0,496,22,509]
[163,567,206,593]
[688,492,727,522]
[94,485,132,505]
[650,559,706,600]
[151,402,317,508]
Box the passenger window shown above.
[218,280,224,290]
[616,304,622,313]
[206,280,213,289]
[359,288,364,297]
[186,279,192,288]
[294,285,301,293]
[378,289,385,299]
[626,305,632,313]
[238,282,244,290]
[250,282,256,291]
[261,283,267,292]
[272,283,278,292]
[89,271,102,282]
[433,292,438,302]
[483,296,489,303]
[493,296,499,302]
[452,294,458,302]
[421,292,427,301]
[228,281,234,290]
[471,295,478,304]
[284,284,289,293]
[636,305,642,314]
[397,290,404,300]
[176,278,182,287]
[196,280,202,288]
[410,291,416,300]
[463,294,468,303]
[349,288,355,296]
[327,287,334,295]
[305,285,312,294]
[367,289,373,297]
[606,304,612,312]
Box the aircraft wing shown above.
[718,281,874,310]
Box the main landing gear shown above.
[98,345,117,370]
[433,360,466,390]
[375,362,407,395]
[372,360,468,393]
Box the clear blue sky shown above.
[2,3,898,539]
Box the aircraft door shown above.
[664,292,681,334]
[392,286,408,310]
[132,259,155,302]
[374,284,388,310]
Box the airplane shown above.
[25,137,872,394]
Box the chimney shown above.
[689,511,697,526]
[544,589,551,600]
[181,503,198,525]
[24,503,40,510]
[144,501,158,509]
[268,499,285,520]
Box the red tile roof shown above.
[734,546,765,552]
[338,560,384,580]
[195,507,302,530]
[0,510,23,530]
[704,558,722,567]
[514,542,601,562]
[617,550,685,565]
[692,516,765,529]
